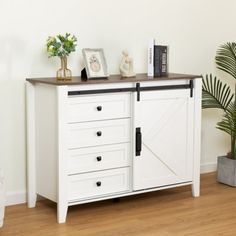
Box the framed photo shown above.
[82,48,109,79]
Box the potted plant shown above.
[202,42,236,186]
[46,33,77,80]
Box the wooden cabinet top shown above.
[26,73,201,86]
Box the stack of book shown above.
[148,39,168,77]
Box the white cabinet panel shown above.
[133,89,194,190]
[68,143,130,174]
[68,93,131,123]
[68,119,130,149]
[68,168,130,201]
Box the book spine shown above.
[148,38,155,76]
[154,45,168,77]
[154,45,161,77]
[161,46,168,76]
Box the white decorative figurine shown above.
[119,50,136,78]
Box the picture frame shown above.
[82,48,109,79]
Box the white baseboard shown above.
[6,191,26,206]
[200,162,217,174]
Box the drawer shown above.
[68,168,130,201]
[68,93,131,123]
[68,143,130,174]
[68,119,130,149]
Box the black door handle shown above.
[97,156,102,162]
[136,127,142,156]
[96,181,102,187]
[97,131,102,137]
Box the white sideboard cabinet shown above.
[26,73,202,223]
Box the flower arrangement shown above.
[46,33,77,58]
[46,33,77,80]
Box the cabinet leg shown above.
[57,204,68,224]
[28,193,37,208]
[191,181,200,197]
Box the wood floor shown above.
[2,172,236,236]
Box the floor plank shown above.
[1,173,236,235]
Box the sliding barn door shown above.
[133,88,194,190]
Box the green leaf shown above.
[202,74,234,111]
[46,33,77,57]
[215,42,236,79]
[217,99,236,157]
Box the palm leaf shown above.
[215,42,236,79]
[217,100,236,157]
[202,74,234,111]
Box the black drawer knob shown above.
[97,131,102,137]
[97,156,102,162]
[96,181,102,187]
[97,106,102,111]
